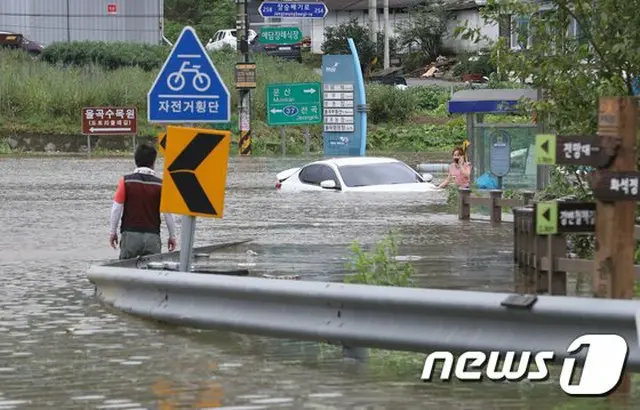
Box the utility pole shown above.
[66,0,71,42]
[236,0,252,155]
[368,0,378,44]
[383,0,389,69]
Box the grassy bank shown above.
[0,43,532,155]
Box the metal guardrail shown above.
[87,266,640,371]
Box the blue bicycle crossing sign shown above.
[147,26,231,123]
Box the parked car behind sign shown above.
[250,32,302,64]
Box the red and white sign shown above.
[107,4,117,15]
[82,107,137,135]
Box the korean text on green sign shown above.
[266,82,322,126]
[259,27,303,45]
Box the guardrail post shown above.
[521,208,537,294]
[521,191,535,206]
[513,208,520,264]
[343,345,369,362]
[489,190,502,223]
[535,233,567,295]
[513,208,525,293]
[458,188,471,220]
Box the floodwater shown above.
[0,156,628,409]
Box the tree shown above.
[164,0,236,42]
[397,0,451,63]
[321,18,397,74]
[457,0,640,258]
[457,0,640,135]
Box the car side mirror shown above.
[421,173,433,183]
[208,38,213,43]
[320,180,337,189]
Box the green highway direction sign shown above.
[266,82,322,126]
[259,27,303,45]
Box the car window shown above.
[230,30,237,38]
[213,31,221,41]
[337,162,422,187]
[298,164,325,185]
[319,165,340,186]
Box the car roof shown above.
[310,157,402,167]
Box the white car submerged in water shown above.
[275,157,437,192]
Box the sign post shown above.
[147,26,231,272]
[321,38,366,156]
[81,106,138,158]
[535,96,638,398]
[489,132,510,189]
[592,97,638,399]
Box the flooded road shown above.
[0,156,621,409]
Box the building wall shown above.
[0,0,163,46]
[443,8,497,53]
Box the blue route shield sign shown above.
[258,2,328,18]
[147,26,231,123]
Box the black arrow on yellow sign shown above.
[542,207,550,221]
[540,140,549,153]
[167,133,224,215]
[160,133,167,151]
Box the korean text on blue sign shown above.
[147,26,230,123]
[258,1,328,18]
[322,54,362,156]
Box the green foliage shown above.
[41,41,170,71]
[0,47,318,137]
[457,0,640,258]
[1,43,469,155]
[164,0,236,41]
[367,118,466,152]
[452,52,496,77]
[458,0,638,133]
[344,230,415,287]
[366,84,418,123]
[406,85,451,111]
[321,18,397,70]
[396,1,451,62]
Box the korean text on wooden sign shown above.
[534,201,596,235]
[535,134,609,167]
[592,171,640,201]
[82,107,137,135]
[323,84,355,133]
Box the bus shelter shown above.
[447,88,549,191]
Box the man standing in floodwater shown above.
[109,143,177,259]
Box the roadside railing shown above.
[513,206,640,295]
[87,263,640,372]
[457,188,535,223]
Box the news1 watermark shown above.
[420,334,629,396]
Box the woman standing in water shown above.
[437,146,471,189]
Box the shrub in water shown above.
[344,230,415,287]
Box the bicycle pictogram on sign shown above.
[147,26,231,123]
[167,59,212,92]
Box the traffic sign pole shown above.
[237,0,253,156]
[179,215,196,272]
[147,26,231,272]
[179,124,195,273]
